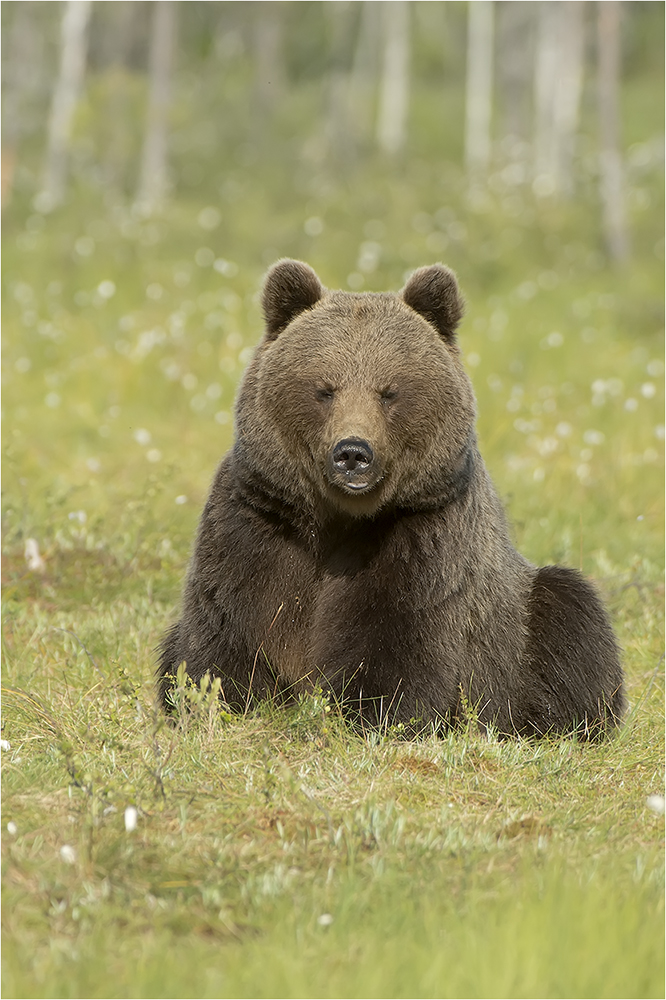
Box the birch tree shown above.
[253,2,285,118]
[101,2,139,193]
[597,1,629,262]
[464,0,494,187]
[2,1,38,206]
[554,2,585,195]
[533,1,584,197]
[376,0,410,156]
[532,1,560,192]
[496,2,534,152]
[136,1,177,213]
[39,0,91,210]
[322,2,358,162]
[349,0,381,142]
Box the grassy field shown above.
[2,56,665,1000]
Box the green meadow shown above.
[2,7,664,998]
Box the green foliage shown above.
[2,650,664,998]
[2,6,664,997]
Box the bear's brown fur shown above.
[158,260,625,737]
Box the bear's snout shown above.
[328,437,378,492]
[332,438,373,474]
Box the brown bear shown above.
[158,259,625,737]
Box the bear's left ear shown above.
[401,264,464,343]
[262,259,324,340]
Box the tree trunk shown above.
[2,1,36,206]
[102,2,139,193]
[349,0,381,143]
[532,1,560,192]
[253,1,285,118]
[323,1,359,164]
[136,0,177,213]
[533,1,585,198]
[496,2,534,150]
[553,2,585,196]
[376,0,410,156]
[465,0,494,187]
[598,1,629,262]
[39,0,91,210]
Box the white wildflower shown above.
[214,258,238,277]
[195,247,215,267]
[134,428,152,446]
[226,331,243,350]
[97,280,116,299]
[198,207,221,231]
[24,538,46,573]
[74,236,94,257]
[124,806,138,832]
[304,216,323,237]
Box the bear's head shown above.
[235,259,476,519]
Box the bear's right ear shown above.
[401,264,464,343]
[262,259,324,340]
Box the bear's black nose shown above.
[331,438,374,475]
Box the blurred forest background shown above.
[2,0,663,576]
[2,4,665,998]
[2,0,663,247]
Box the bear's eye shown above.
[380,388,399,405]
[315,387,335,403]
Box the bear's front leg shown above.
[310,537,462,731]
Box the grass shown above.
[2,652,664,998]
[2,43,665,999]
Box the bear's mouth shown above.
[341,480,373,492]
[326,473,381,494]
[324,474,386,519]
[325,469,385,500]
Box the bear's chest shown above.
[248,525,442,688]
